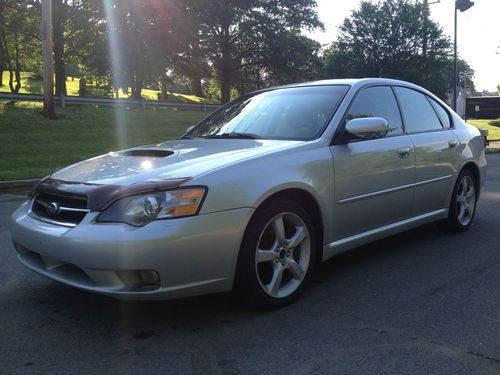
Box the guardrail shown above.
[0,92,221,112]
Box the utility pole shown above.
[453,0,474,112]
[422,0,440,58]
[423,0,429,59]
[41,0,56,119]
[421,0,439,81]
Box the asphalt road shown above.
[1,155,499,375]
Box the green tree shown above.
[103,0,188,99]
[165,2,211,98]
[148,1,210,99]
[0,0,40,93]
[264,32,322,86]
[52,0,105,96]
[324,0,453,99]
[450,58,475,94]
[189,0,322,103]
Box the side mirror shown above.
[345,117,388,140]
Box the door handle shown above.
[448,139,458,148]
[398,147,411,158]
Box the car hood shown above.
[51,138,303,186]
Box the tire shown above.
[234,199,318,308]
[440,169,478,233]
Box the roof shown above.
[245,78,445,108]
[266,78,434,97]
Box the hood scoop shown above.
[121,149,174,158]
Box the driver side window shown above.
[347,86,404,135]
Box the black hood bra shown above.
[33,177,191,211]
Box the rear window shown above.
[394,87,443,133]
[428,97,452,128]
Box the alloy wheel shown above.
[456,175,476,226]
[254,212,311,299]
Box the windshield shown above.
[184,85,350,140]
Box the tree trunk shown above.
[191,76,203,98]
[220,68,232,103]
[239,65,245,96]
[8,70,14,93]
[0,16,14,92]
[160,77,168,101]
[53,0,67,96]
[13,41,21,93]
[220,44,231,104]
[219,23,232,104]
[130,73,143,100]
[79,78,86,96]
[54,52,67,96]
[190,41,204,98]
[0,4,6,87]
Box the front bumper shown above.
[10,201,254,300]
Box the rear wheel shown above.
[234,199,317,308]
[440,169,477,232]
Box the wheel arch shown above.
[460,160,481,198]
[255,188,324,261]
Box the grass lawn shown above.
[2,99,498,181]
[466,119,500,141]
[0,103,208,181]
[0,71,214,104]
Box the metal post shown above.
[453,7,458,112]
[462,73,467,120]
[454,0,474,112]
[41,0,56,118]
[422,0,428,59]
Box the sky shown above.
[306,0,500,92]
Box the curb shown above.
[486,141,500,154]
[0,179,39,190]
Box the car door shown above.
[393,87,460,215]
[330,86,415,240]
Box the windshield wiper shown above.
[203,132,263,139]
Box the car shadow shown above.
[27,221,453,324]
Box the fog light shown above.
[139,270,160,285]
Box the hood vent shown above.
[121,149,174,158]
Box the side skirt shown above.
[322,209,448,261]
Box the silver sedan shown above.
[9,78,487,307]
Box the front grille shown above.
[30,191,89,227]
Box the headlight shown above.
[96,187,207,226]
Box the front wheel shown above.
[234,199,317,308]
[440,169,477,232]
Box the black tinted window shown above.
[429,97,451,128]
[395,87,442,132]
[347,86,403,135]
